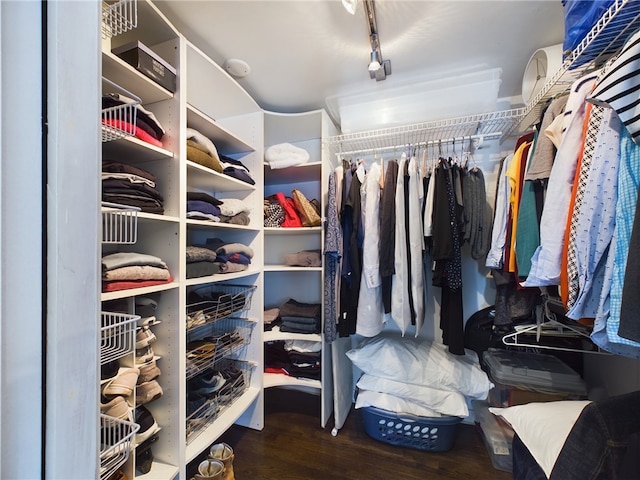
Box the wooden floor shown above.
[189,388,513,480]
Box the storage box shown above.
[483,348,587,407]
[472,400,514,473]
[112,41,176,92]
[361,406,462,452]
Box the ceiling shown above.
[154,0,565,119]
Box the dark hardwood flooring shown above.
[190,388,513,480]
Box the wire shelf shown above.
[101,202,140,244]
[101,78,141,142]
[101,311,140,365]
[99,414,139,480]
[186,284,256,333]
[101,0,138,39]
[185,317,255,380]
[186,359,254,444]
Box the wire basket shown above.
[186,360,254,444]
[102,202,140,244]
[101,311,139,365]
[185,318,254,380]
[101,78,140,142]
[99,414,139,480]
[186,284,256,332]
[361,406,462,452]
[101,0,138,39]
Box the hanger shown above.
[501,294,610,354]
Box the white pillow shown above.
[356,373,469,417]
[355,389,441,418]
[490,400,591,478]
[345,334,493,399]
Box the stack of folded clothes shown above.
[219,154,255,185]
[278,298,321,334]
[263,307,280,331]
[185,245,219,279]
[264,339,320,381]
[205,238,254,274]
[102,93,166,148]
[186,128,223,173]
[102,252,173,292]
[217,198,251,225]
[102,161,164,214]
[284,249,322,267]
[187,191,222,222]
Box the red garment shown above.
[102,118,164,148]
[102,277,174,292]
[275,192,303,227]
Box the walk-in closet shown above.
[2,1,640,479]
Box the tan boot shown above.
[209,443,234,480]
[193,458,225,480]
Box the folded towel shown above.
[265,142,310,169]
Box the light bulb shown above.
[368,51,381,72]
[342,0,358,15]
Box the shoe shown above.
[106,469,127,480]
[188,371,225,395]
[134,405,161,447]
[136,345,155,364]
[101,359,120,381]
[100,395,131,421]
[135,326,157,349]
[136,380,163,406]
[135,296,158,319]
[209,443,235,480]
[194,459,225,480]
[102,367,140,397]
[135,433,159,475]
[137,358,161,384]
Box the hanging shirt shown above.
[323,169,343,343]
[486,154,514,269]
[506,140,533,273]
[356,163,385,337]
[391,154,411,335]
[408,156,425,336]
[523,73,599,287]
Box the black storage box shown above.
[112,41,176,92]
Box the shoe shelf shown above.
[101,311,141,364]
[102,202,140,245]
[185,318,255,381]
[184,269,261,287]
[101,0,138,39]
[185,360,256,446]
[100,413,140,480]
[102,134,175,163]
[101,77,141,143]
[101,282,180,302]
[263,372,321,390]
[186,283,256,332]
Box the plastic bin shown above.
[361,406,462,452]
[472,400,514,472]
[483,348,587,407]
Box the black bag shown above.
[463,305,505,367]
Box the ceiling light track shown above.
[363,0,391,81]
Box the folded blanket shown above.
[102,252,168,271]
[187,141,223,172]
[210,241,254,259]
[265,142,310,169]
[102,277,173,293]
[187,191,222,205]
[103,265,171,281]
[186,246,217,263]
[279,299,321,318]
[215,252,251,265]
[186,261,221,279]
[187,200,221,217]
[186,128,219,159]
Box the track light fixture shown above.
[363,1,391,81]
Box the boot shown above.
[193,458,225,480]
[209,443,235,480]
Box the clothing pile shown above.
[102,252,173,292]
[185,245,219,279]
[187,192,251,226]
[264,190,321,228]
[204,238,254,274]
[186,127,255,185]
[102,161,164,214]
[264,339,321,381]
[284,249,322,267]
[263,307,280,332]
[278,298,321,334]
[102,93,166,148]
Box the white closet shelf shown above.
[102,50,173,105]
[185,385,261,464]
[263,161,322,184]
[184,269,261,287]
[264,226,322,235]
[103,135,174,163]
[186,161,257,193]
[135,461,179,480]
[263,372,321,390]
[138,212,180,223]
[101,281,180,302]
[187,104,257,154]
[264,265,322,272]
[186,219,260,232]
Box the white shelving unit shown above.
[263,109,338,428]
[99,2,264,479]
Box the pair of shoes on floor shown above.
[103,367,140,397]
[136,379,163,406]
[137,358,161,384]
[193,458,225,480]
[209,443,235,480]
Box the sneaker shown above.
[136,380,163,406]
[101,359,120,381]
[136,345,155,365]
[100,395,131,421]
[135,326,157,349]
[134,405,161,447]
[137,358,161,384]
[135,433,159,475]
[102,367,140,397]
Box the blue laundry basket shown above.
[361,406,462,452]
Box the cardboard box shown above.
[113,41,176,92]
